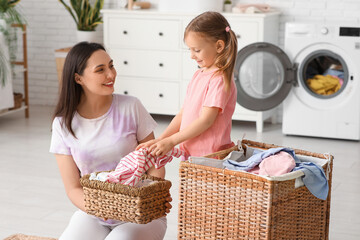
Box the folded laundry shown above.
[249,151,296,176]
[107,147,185,186]
[223,147,294,172]
[89,171,109,182]
[90,148,185,186]
[223,147,329,200]
[232,4,271,14]
[89,172,158,187]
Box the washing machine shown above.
[233,22,360,140]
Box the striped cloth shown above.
[107,148,185,186]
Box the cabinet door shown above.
[182,51,199,80]
[115,78,180,115]
[107,17,180,50]
[227,20,259,50]
[110,49,181,80]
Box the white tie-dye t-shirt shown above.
[50,94,157,176]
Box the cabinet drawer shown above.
[111,49,181,80]
[108,17,180,50]
[115,78,180,114]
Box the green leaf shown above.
[59,0,78,26]
[0,47,10,88]
[59,0,104,31]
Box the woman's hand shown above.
[149,137,176,157]
[165,195,172,214]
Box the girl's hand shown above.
[136,139,159,150]
[165,195,172,214]
[149,137,175,157]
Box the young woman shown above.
[50,42,169,240]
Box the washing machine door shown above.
[234,42,296,111]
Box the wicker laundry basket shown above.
[9,92,23,110]
[3,234,57,240]
[178,139,333,240]
[80,173,171,224]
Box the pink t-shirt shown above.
[180,69,237,157]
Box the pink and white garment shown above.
[107,148,185,186]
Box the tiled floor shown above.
[0,105,359,239]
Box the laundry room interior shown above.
[1,0,360,239]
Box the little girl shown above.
[138,11,238,158]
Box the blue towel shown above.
[223,147,329,200]
[293,162,329,200]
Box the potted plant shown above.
[0,0,25,25]
[224,0,232,13]
[0,0,26,87]
[0,43,14,111]
[0,46,10,87]
[59,0,104,43]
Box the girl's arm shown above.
[55,154,85,211]
[158,108,183,139]
[149,106,219,156]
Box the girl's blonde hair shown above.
[184,11,238,91]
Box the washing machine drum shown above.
[234,42,296,111]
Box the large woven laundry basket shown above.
[80,173,171,224]
[178,139,333,240]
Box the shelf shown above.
[13,66,27,74]
[1,24,29,118]
[0,105,28,117]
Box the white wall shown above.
[13,0,114,105]
[14,0,360,106]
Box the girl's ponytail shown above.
[216,28,238,92]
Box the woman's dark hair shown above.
[184,11,238,91]
[53,41,106,138]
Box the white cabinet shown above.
[102,9,280,131]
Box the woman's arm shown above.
[149,106,219,156]
[55,154,86,212]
